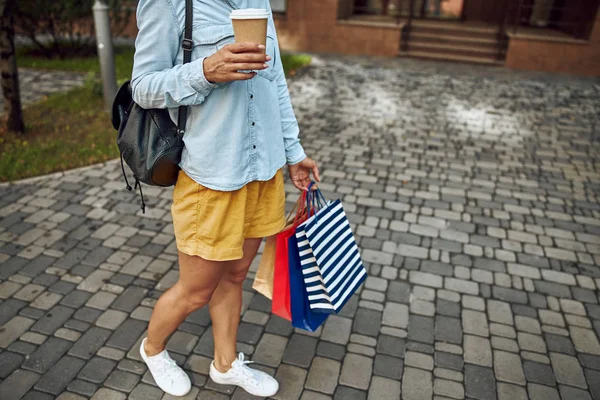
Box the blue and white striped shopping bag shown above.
[295,188,367,314]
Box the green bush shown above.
[14,0,133,59]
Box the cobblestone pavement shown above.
[0,69,85,113]
[1,55,600,400]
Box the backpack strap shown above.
[177,0,194,133]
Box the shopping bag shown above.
[252,235,277,299]
[271,192,308,320]
[297,185,367,314]
[288,232,329,332]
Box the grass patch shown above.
[281,53,312,77]
[1,49,311,182]
[17,46,136,77]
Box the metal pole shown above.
[93,0,117,111]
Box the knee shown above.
[223,265,250,286]
[178,286,214,312]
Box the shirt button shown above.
[250,94,254,99]
[252,122,255,126]
[253,145,256,149]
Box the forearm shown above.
[132,58,215,109]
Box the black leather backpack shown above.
[110,0,193,213]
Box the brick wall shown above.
[273,0,402,57]
[504,12,600,76]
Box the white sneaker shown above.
[209,353,279,397]
[140,338,191,397]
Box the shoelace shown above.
[233,353,259,384]
[154,353,182,380]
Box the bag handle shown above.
[177,0,194,134]
[286,191,307,224]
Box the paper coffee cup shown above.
[230,9,269,53]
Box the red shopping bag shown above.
[271,192,308,321]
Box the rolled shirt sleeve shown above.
[131,0,216,109]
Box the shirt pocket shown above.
[190,24,277,82]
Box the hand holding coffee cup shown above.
[203,9,270,84]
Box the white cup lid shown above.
[230,8,269,19]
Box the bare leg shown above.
[210,238,263,372]
[144,251,225,356]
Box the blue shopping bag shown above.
[297,185,367,314]
[288,218,329,332]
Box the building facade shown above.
[272,0,600,76]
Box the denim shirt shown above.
[131,0,306,191]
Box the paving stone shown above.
[463,310,489,337]
[73,306,103,323]
[496,382,527,400]
[405,351,434,370]
[129,383,163,400]
[545,333,575,355]
[0,316,35,348]
[90,388,127,400]
[56,393,87,400]
[21,390,54,400]
[305,357,340,395]
[282,334,317,368]
[0,369,41,400]
[339,353,372,390]
[95,309,128,330]
[436,299,460,317]
[105,370,140,392]
[68,327,111,360]
[433,378,464,399]
[77,356,116,384]
[517,332,547,353]
[550,352,588,389]
[0,351,25,379]
[493,350,525,385]
[570,326,600,355]
[523,360,556,386]
[464,335,492,367]
[34,355,86,395]
[333,386,366,400]
[487,300,513,325]
[435,352,463,371]
[407,315,434,344]
[238,322,263,345]
[111,286,147,312]
[106,319,146,350]
[382,302,409,328]
[559,385,593,400]
[164,331,198,356]
[435,316,462,344]
[22,337,72,373]
[316,341,346,361]
[402,367,432,400]
[492,286,528,304]
[373,354,403,380]
[527,383,560,400]
[465,364,497,400]
[353,308,381,337]
[252,334,287,368]
[321,315,352,345]
[365,376,399,400]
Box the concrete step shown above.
[410,20,500,35]
[398,49,505,66]
[408,41,501,58]
[410,31,501,46]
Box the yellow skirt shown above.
[171,169,286,261]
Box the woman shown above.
[131,0,319,397]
